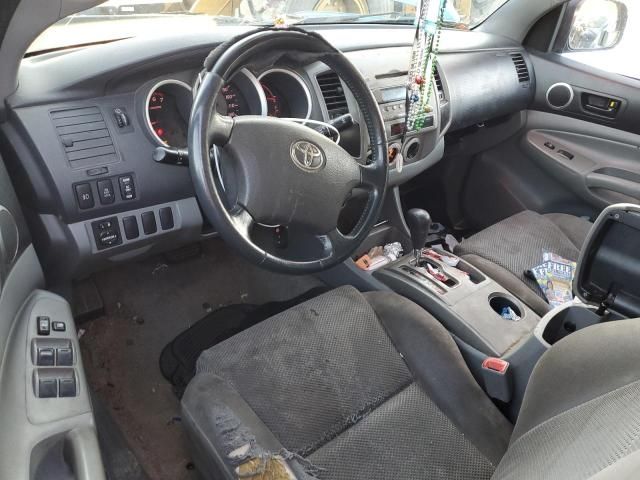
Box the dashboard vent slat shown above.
[51,107,118,168]
[510,53,530,83]
[316,71,348,119]
[433,67,445,101]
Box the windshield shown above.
[28,0,509,54]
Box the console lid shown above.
[575,203,640,317]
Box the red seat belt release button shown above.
[481,357,511,402]
[482,357,509,374]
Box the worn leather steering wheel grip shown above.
[188,28,388,274]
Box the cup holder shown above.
[489,293,523,320]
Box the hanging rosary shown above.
[404,0,446,137]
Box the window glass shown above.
[29,0,510,54]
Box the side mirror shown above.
[566,0,628,51]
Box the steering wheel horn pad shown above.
[189,28,388,273]
[224,116,360,233]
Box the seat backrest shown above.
[493,319,640,480]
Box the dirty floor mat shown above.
[160,286,329,398]
[79,237,325,480]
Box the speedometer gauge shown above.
[216,83,248,118]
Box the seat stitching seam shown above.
[298,379,414,457]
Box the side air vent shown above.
[510,53,530,84]
[316,71,348,119]
[51,106,118,168]
[433,67,445,101]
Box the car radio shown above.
[375,85,435,141]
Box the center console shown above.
[369,203,640,419]
[534,202,640,346]
[374,209,540,358]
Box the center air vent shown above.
[316,71,348,119]
[51,106,118,169]
[510,53,530,84]
[433,67,445,101]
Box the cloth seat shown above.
[182,286,640,480]
[454,210,592,316]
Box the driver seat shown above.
[182,286,640,480]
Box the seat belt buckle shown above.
[481,357,512,403]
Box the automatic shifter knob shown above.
[406,208,432,262]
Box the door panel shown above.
[529,52,640,135]
[523,111,640,209]
[460,51,640,230]
[0,153,106,480]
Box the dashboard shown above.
[1,25,534,284]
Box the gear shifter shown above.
[406,208,432,263]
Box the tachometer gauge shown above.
[262,83,286,118]
[145,80,192,148]
[258,69,312,120]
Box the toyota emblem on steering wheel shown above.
[290,140,326,171]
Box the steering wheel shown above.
[188,28,388,274]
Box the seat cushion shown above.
[182,286,512,479]
[454,211,592,316]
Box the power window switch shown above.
[52,321,66,332]
[38,378,58,398]
[37,316,51,336]
[57,347,74,366]
[59,376,77,398]
[37,348,55,366]
[544,142,555,150]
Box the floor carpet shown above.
[79,237,325,480]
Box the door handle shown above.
[63,427,107,480]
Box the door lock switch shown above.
[52,321,66,332]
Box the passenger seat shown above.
[454,210,592,316]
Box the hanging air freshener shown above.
[404,0,446,138]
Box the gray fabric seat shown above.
[454,210,592,316]
[182,286,640,480]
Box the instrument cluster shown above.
[144,68,312,148]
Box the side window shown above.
[558,0,638,80]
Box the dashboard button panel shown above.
[74,183,94,209]
[97,179,115,205]
[141,211,157,235]
[123,215,140,240]
[159,207,174,230]
[92,217,122,250]
[119,175,136,200]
